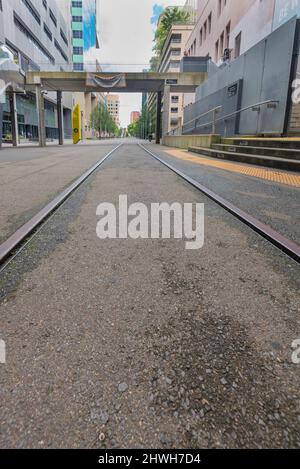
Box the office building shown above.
[57,0,104,140]
[57,0,100,71]
[147,1,197,137]
[0,0,73,143]
[106,94,120,127]
[130,111,140,124]
[147,23,194,136]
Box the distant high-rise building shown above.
[57,0,100,71]
[130,111,141,124]
[57,1,104,140]
[106,95,120,127]
[149,23,194,135]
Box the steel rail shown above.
[0,143,123,268]
[139,144,300,263]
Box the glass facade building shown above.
[0,0,73,144]
[71,0,99,71]
[72,0,84,70]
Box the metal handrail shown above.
[167,105,222,136]
[167,126,182,136]
[183,99,279,133]
[184,105,223,127]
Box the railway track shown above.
[0,143,123,273]
[0,142,299,273]
[139,144,300,263]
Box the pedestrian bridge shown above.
[25,71,207,94]
[24,71,207,146]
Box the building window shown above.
[220,32,224,58]
[73,46,83,55]
[44,23,52,41]
[21,0,41,25]
[203,21,207,41]
[74,63,84,71]
[13,13,55,64]
[72,1,82,6]
[171,96,179,104]
[170,118,179,126]
[72,16,83,22]
[171,107,178,113]
[218,0,222,16]
[235,32,241,58]
[215,39,219,62]
[4,41,19,64]
[55,39,68,63]
[60,29,68,46]
[169,60,180,69]
[19,52,40,72]
[49,9,57,27]
[73,30,83,38]
[171,34,182,43]
[208,13,212,34]
[226,22,231,49]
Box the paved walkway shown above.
[0,141,123,243]
[0,144,299,448]
[151,144,300,244]
[162,147,300,188]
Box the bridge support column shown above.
[9,92,18,147]
[0,103,3,150]
[57,91,64,145]
[162,85,171,138]
[156,91,162,144]
[36,84,46,147]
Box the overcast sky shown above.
[93,0,185,127]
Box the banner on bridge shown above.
[86,73,127,89]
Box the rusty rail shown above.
[139,144,300,263]
[0,144,123,269]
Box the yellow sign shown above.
[73,104,81,144]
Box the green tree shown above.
[153,7,191,55]
[127,104,152,139]
[149,55,160,72]
[127,121,139,137]
[90,102,118,138]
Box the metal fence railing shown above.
[179,99,279,137]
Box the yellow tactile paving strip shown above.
[232,137,300,141]
[162,148,300,188]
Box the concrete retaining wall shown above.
[162,134,221,149]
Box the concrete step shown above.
[188,146,300,172]
[212,144,300,160]
[223,138,300,150]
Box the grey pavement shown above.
[0,143,299,449]
[149,144,300,244]
[0,140,128,243]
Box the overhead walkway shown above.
[24,71,207,147]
